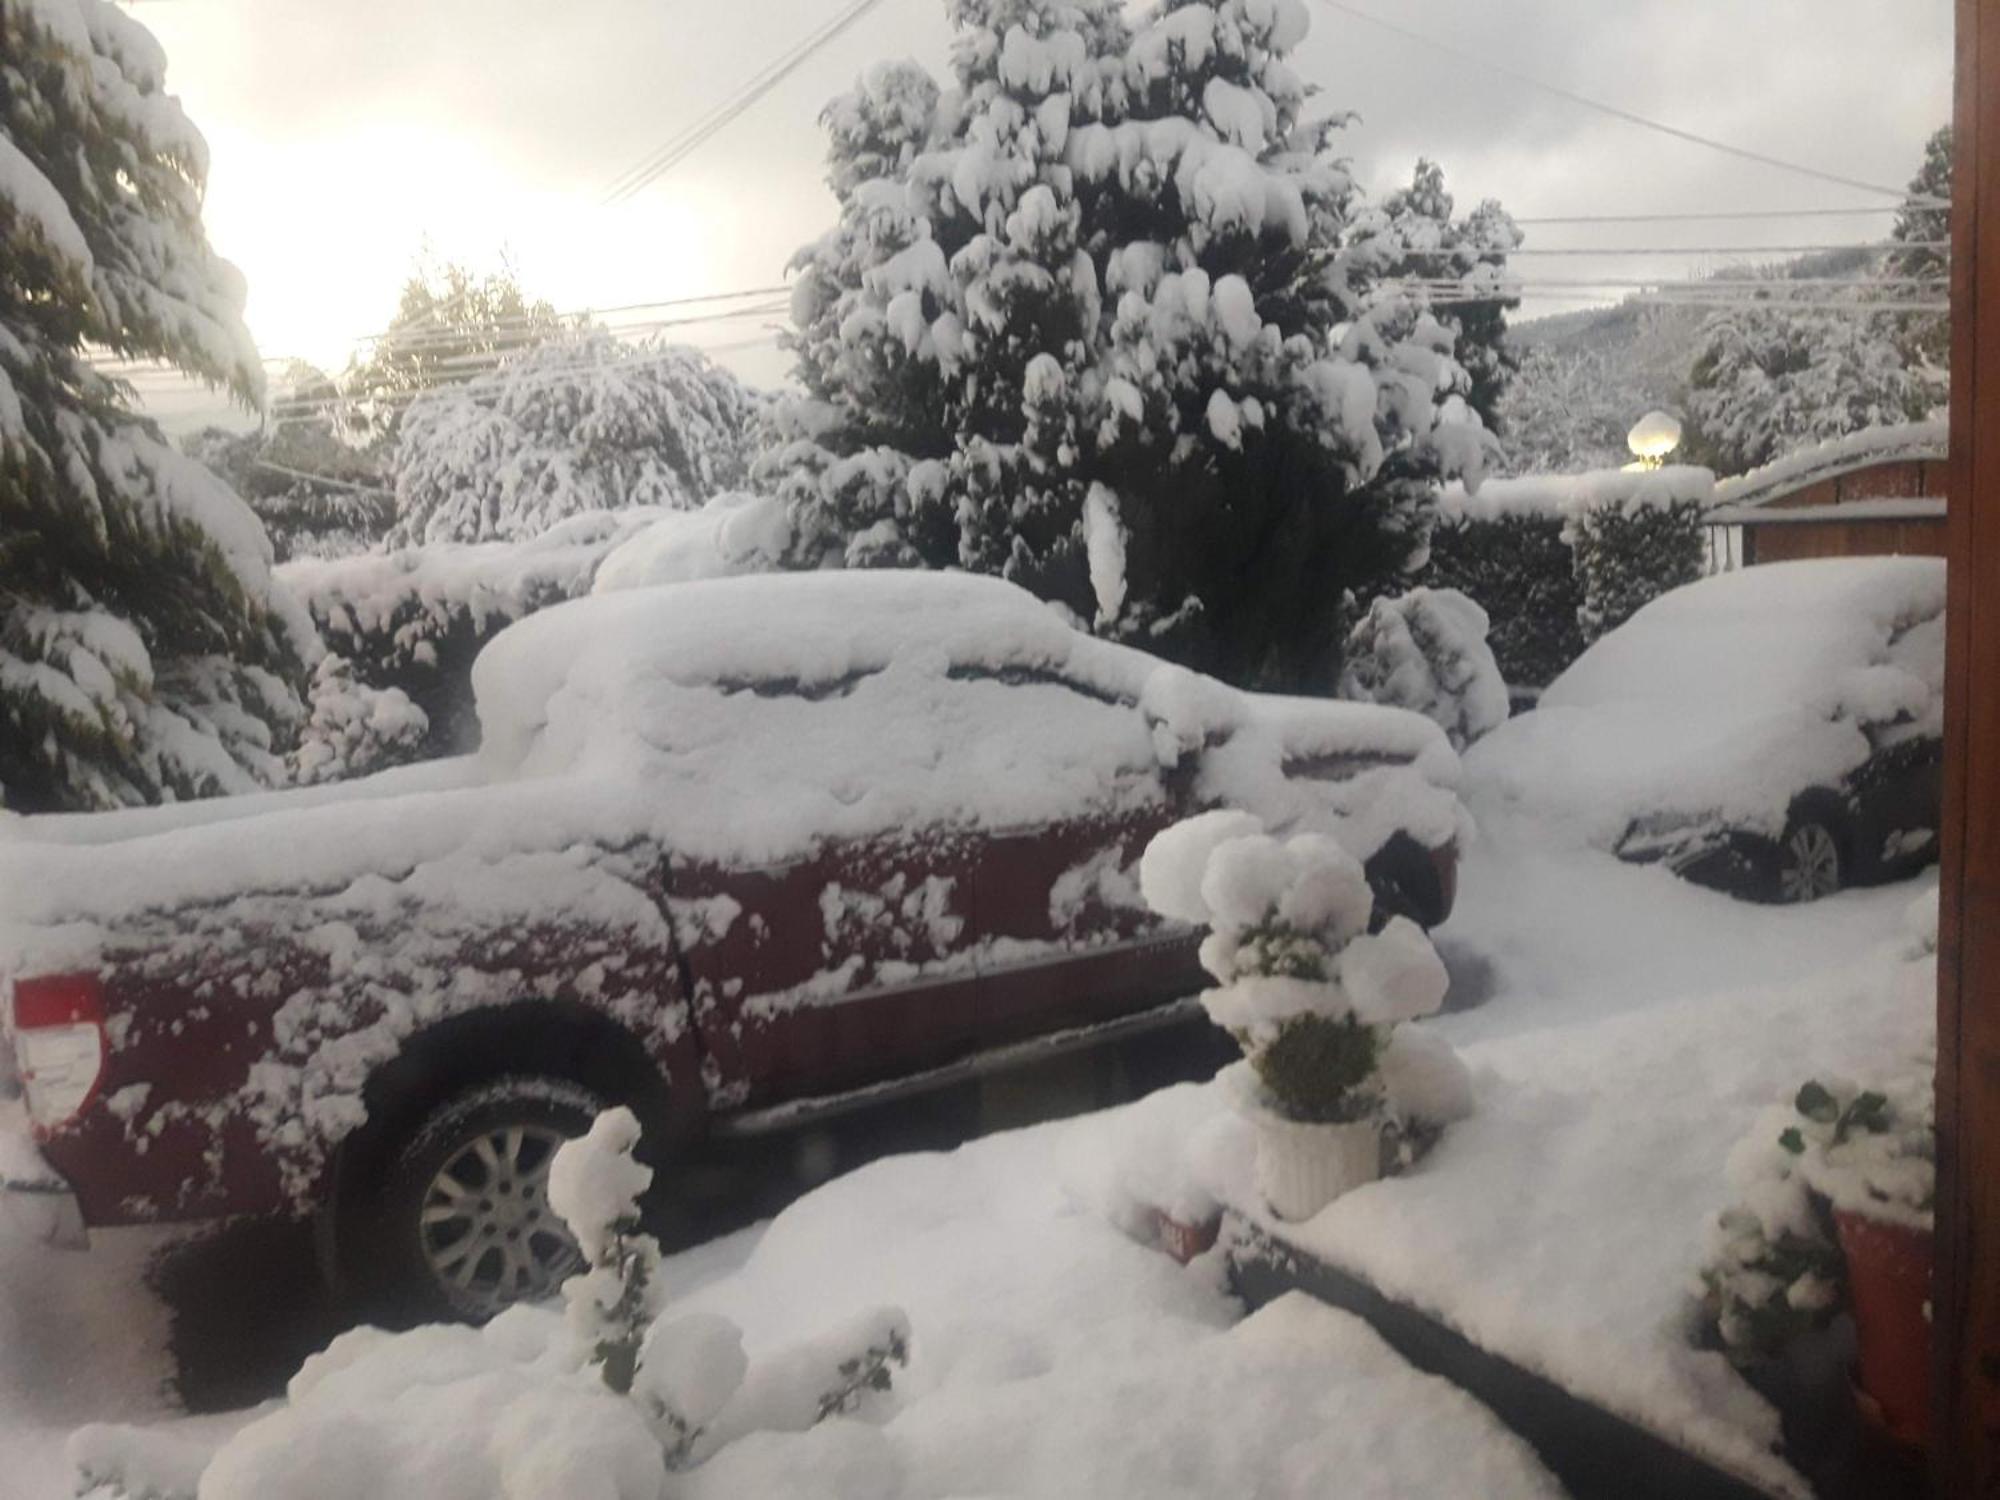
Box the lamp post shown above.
[1625,410,1683,471]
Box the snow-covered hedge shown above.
[1564,490,1709,644]
[1423,465,1713,673]
[1422,515,1582,691]
[279,509,667,761]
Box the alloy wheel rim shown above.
[419,1124,582,1317]
[1780,823,1841,902]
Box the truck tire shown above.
[365,1075,603,1323]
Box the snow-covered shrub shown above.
[83,1108,913,1499]
[392,331,761,546]
[1138,813,1466,1132]
[549,1108,665,1396]
[1695,1069,1934,1365]
[1340,587,1508,750]
[590,492,792,594]
[288,654,428,784]
[1563,490,1707,644]
[1422,515,1585,690]
[283,508,662,758]
[770,0,1508,693]
[69,1424,209,1500]
[1,0,317,812]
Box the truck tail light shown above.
[11,973,107,1139]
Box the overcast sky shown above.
[131,0,1953,427]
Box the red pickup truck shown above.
[1,571,1463,1320]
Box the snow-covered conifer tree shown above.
[0,0,315,812]
[1883,124,1952,367]
[391,332,761,545]
[1368,159,1521,427]
[1684,299,1935,476]
[774,0,1493,692]
[1685,130,1951,476]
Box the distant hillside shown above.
[1493,247,1882,476]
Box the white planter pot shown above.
[1255,1116,1381,1222]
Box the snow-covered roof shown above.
[1710,419,1948,512]
[1708,497,1946,528]
[1435,465,1714,525]
[1464,556,1946,844]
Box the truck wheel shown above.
[369,1076,602,1322]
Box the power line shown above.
[411,299,791,374]
[1393,275,1948,291]
[1511,205,1940,227]
[1310,0,1933,205]
[1504,240,1948,258]
[266,323,793,423]
[345,284,791,355]
[604,0,889,205]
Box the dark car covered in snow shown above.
[1466,556,1945,903]
[1,571,1464,1319]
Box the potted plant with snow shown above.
[1698,1071,1934,1448]
[1139,812,1469,1222]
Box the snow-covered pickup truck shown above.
[0,572,1464,1319]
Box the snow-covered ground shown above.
[0,780,1929,1497]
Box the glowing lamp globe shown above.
[1627,410,1683,464]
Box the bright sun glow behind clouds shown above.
[194,120,743,373]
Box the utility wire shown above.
[604,0,889,204]
[1310,0,1936,205]
[345,284,791,354]
[1511,205,1941,226]
[1504,240,1948,257]
[266,322,794,423]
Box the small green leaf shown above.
[1794,1081,1839,1123]
[1778,1126,1806,1155]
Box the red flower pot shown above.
[1147,1208,1221,1265]
[1833,1208,1933,1449]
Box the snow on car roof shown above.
[2,572,1458,958]
[1466,557,1946,845]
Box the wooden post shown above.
[1936,0,2000,1490]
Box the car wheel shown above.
[370,1076,601,1322]
[1778,817,1844,903]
